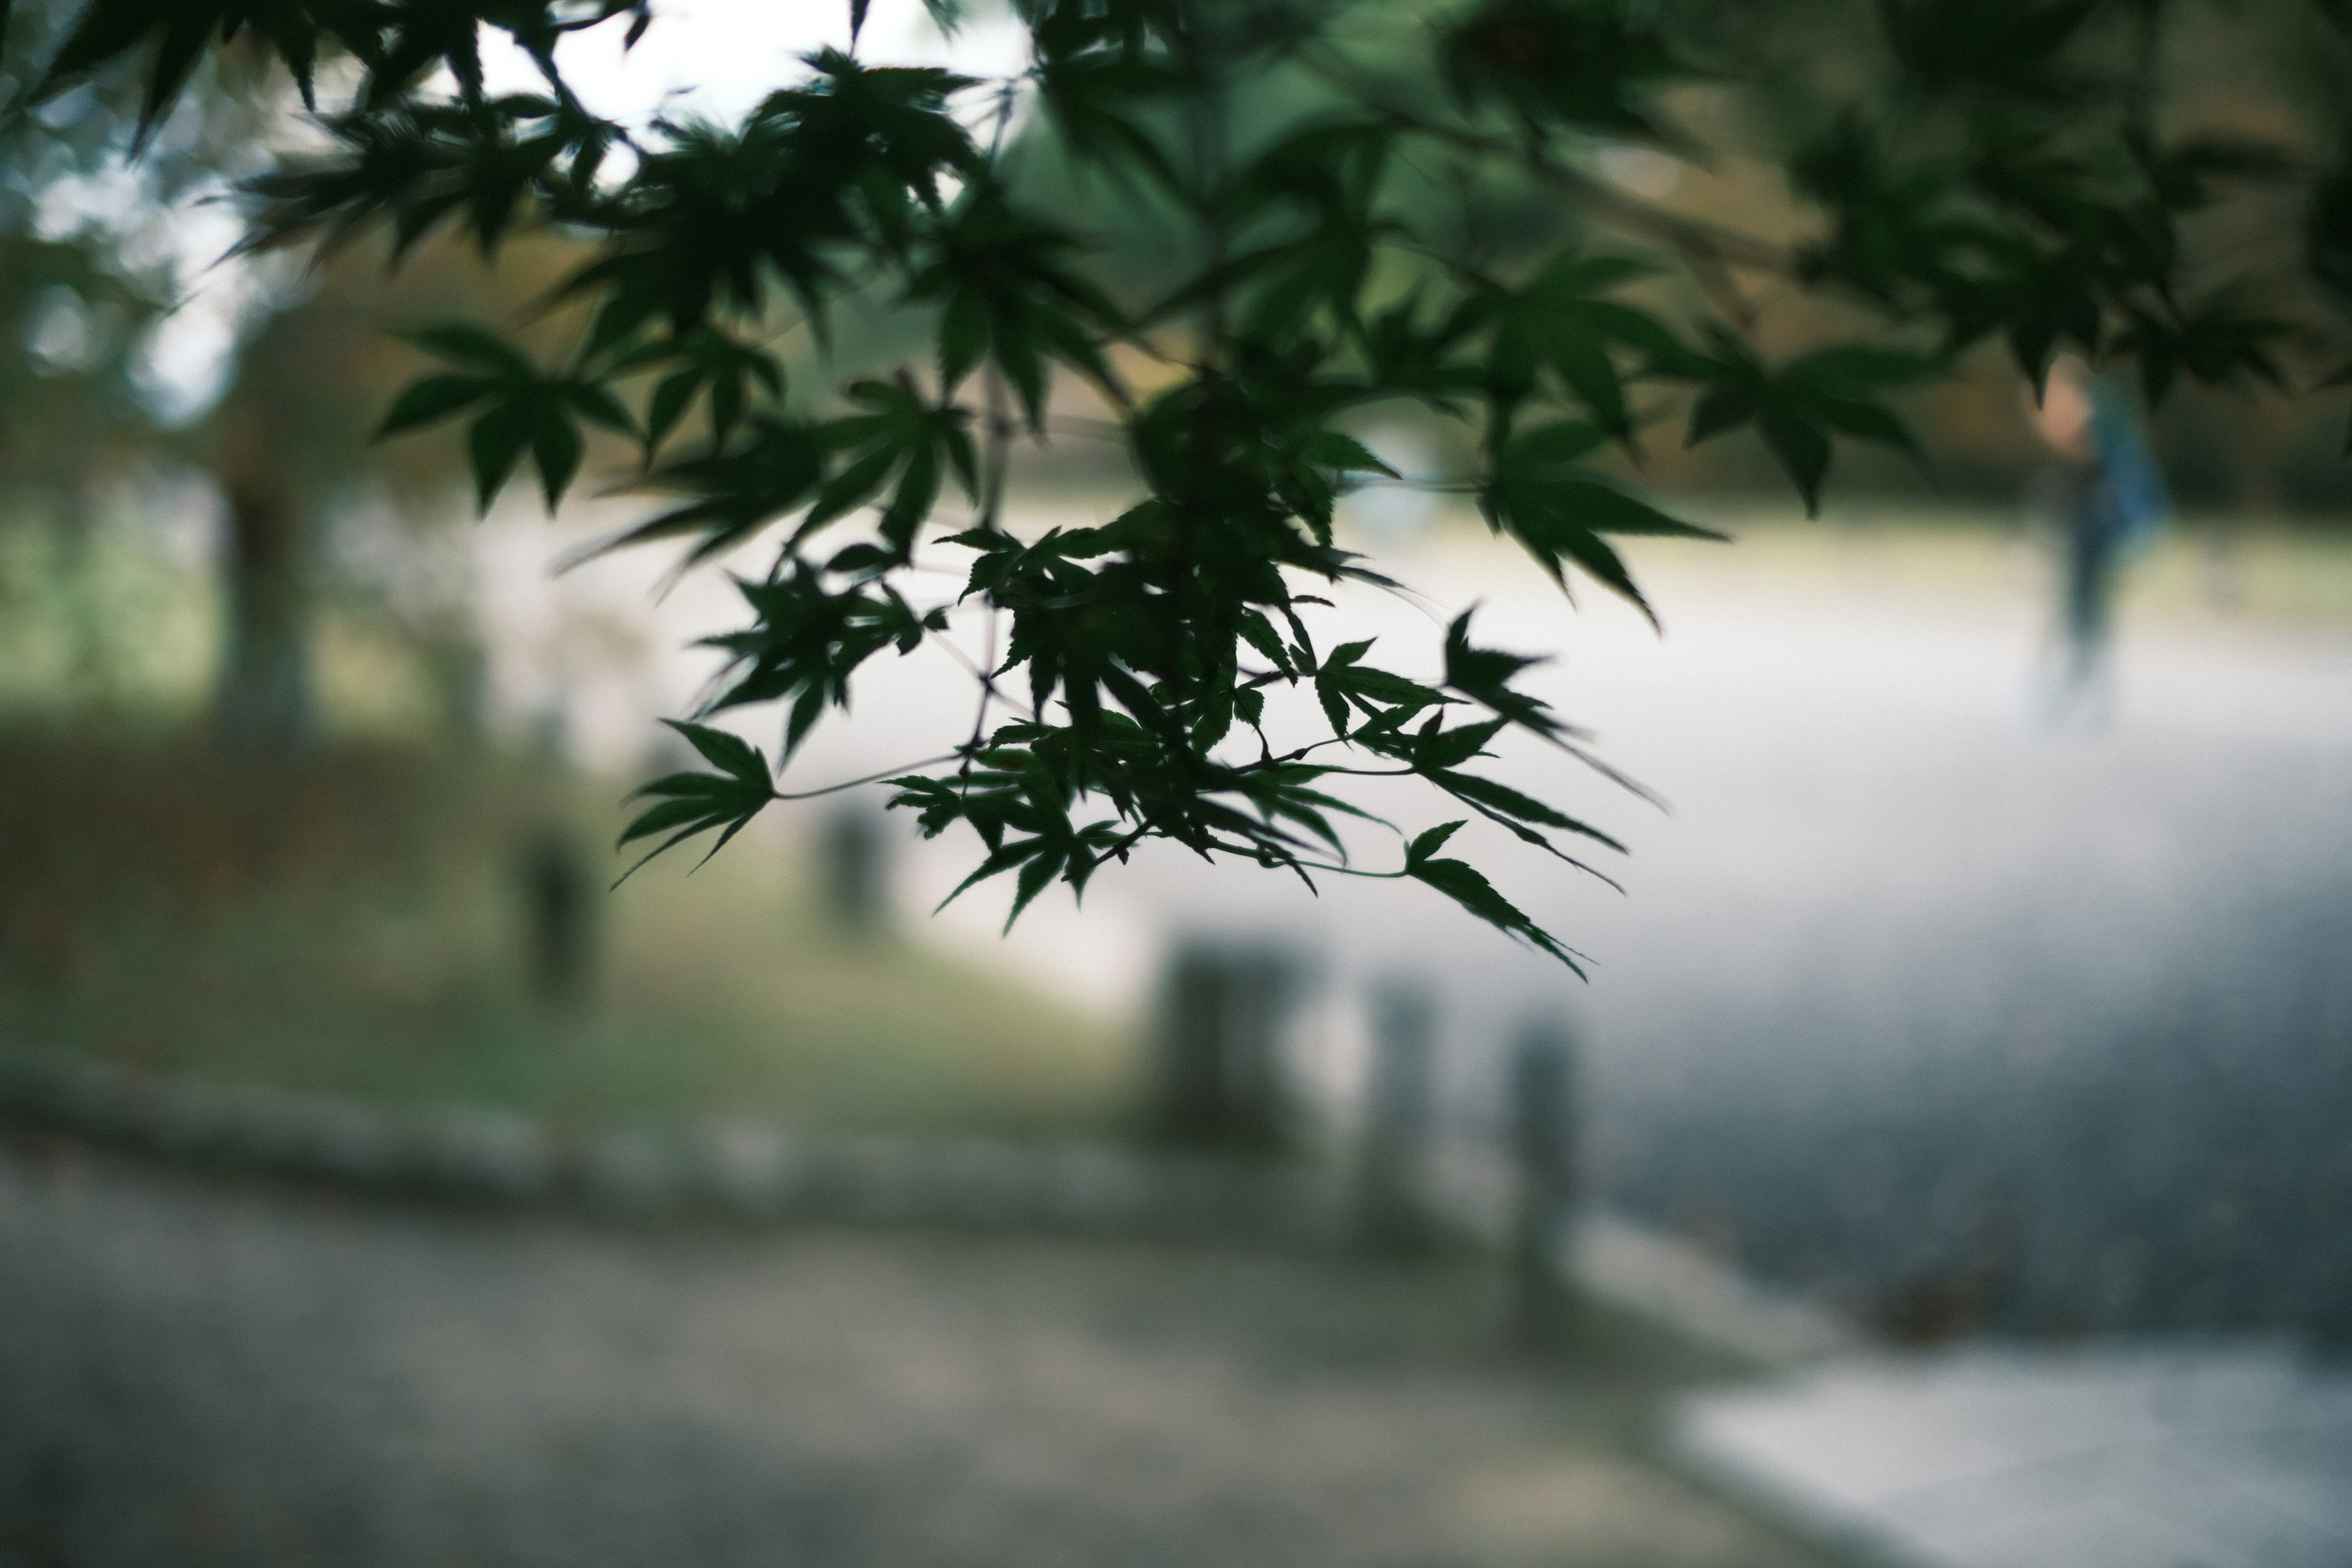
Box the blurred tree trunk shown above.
[214,470,313,752]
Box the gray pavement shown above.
[0,1131,1841,1568]
[1676,1338,2352,1568]
[507,510,2352,1340]
[965,535,2352,1344]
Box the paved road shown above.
[1680,1337,2352,1568]
[0,1131,1839,1568]
[503,511,2352,1342]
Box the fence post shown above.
[522,824,595,1010]
[1509,1016,1578,1339]
[1150,940,1300,1154]
[1222,952,1294,1152]
[818,803,889,937]
[1155,943,1229,1147]
[520,696,594,1011]
[1357,980,1438,1253]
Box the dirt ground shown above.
[0,1130,1842,1568]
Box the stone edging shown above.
[0,1042,1864,1366]
[0,1043,1340,1243]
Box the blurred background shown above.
[2,1,2349,1564]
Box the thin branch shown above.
[772,755,962,802]
[931,615,1031,727]
[956,363,1019,771]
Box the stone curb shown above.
[0,1043,1864,1366]
[0,1044,1341,1245]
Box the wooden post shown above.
[1155,942,1231,1147]
[519,704,592,1011]
[1357,979,1438,1253]
[1150,940,1299,1153]
[1221,952,1294,1152]
[818,803,889,937]
[1509,1016,1578,1339]
[522,825,594,1010]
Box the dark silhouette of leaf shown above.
[41,0,2339,970]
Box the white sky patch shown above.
[477,0,1032,129]
[32,165,137,245]
[131,199,271,426]
[24,143,264,424]
[24,287,96,372]
[132,288,243,424]
[99,2,1034,429]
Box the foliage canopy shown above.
[12,0,2351,965]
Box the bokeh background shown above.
[3,1,2349,1564]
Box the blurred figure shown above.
[2024,358,2169,725]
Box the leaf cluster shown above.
[19,0,2352,962]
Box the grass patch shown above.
[0,733,1137,1137]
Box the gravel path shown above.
[496,511,2352,1341]
[876,539,2352,1344]
[0,1133,1838,1568]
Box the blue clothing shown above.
[2086,383,2169,556]
[2047,382,2166,696]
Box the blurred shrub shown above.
[0,731,526,991]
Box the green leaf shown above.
[1406,853,1586,976]
[530,399,586,510]
[1443,611,1573,747]
[1406,820,1467,867]
[379,374,496,437]
[466,399,535,514]
[2115,290,2294,406]
[1756,405,1833,514]
[1435,771,1626,851]
[616,722,777,881]
[646,369,700,448]
[1485,426,1721,621]
[1008,845,1065,928]
[663,719,770,786]
[565,380,638,438]
[1304,431,1399,478]
[615,775,774,882]
[402,322,533,378]
[96,0,2245,980]
[1683,336,1931,513]
[1413,717,1507,772]
[937,290,989,391]
[807,444,899,529]
[1493,251,1692,442]
[2324,358,2352,453]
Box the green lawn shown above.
[0,737,1138,1138]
